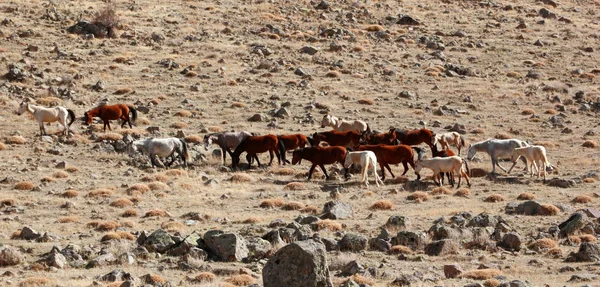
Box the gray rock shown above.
[315,1,330,10]
[391,274,418,286]
[385,215,410,230]
[20,226,41,240]
[567,273,597,282]
[496,280,531,287]
[166,232,201,257]
[86,252,116,269]
[294,67,310,77]
[338,233,367,252]
[565,242,600,262]
[467,213,502,228]
[500,232,522,251]
[424,239,458,256]
[203,230,249,262]
[508,200,542,215]
[444,264,463,278]
[368,238,391,252]
[300,46,319,55]
[143,229,176,253]
[539,8,557,19]
[558,212,588,237]
[246,237,272,260]
[0,246,24,266]
[321,201,353,219]
[392,231,427,251]
[97,269,132,282]
[275,107,291,118]
[263,240,333,287]
[397,14,420,25]
[41,247,67,269]
[248,113,268,122]
[340,260,365,276]
[399,91,415,99]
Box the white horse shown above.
[17,101,76,136]
[508,146,553,180]
[321,114,369,133]
[415,156,471,188]
[467,139,530,174]
[342,151,384,187]
[127,138,190,168]
[204,131,253,164]
[435,132,466,155]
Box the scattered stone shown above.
[392,231,427,251]
[547,178,575,188]
[539,8,557,19]
[203,230,249,262]
[424,239,458,256]
[500,232,522,251]
[67,20,115,38]
[568,273,598,282]
[338,233,367,252]
[444,264,463,278]
[263,240,333,287]
[558,212,588,237]
[248,113,268,122]
[340,260,365,276]
[385,215,410,230]
[0,246,24,266]
[142,229,176,253]
[86,252,116,269]
[321,201,353,219]
[314,1,330,10]
[300,46,319,55]
[565,242,600,262]
[397,14,420,25]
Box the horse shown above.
[508,146,553,180]
[467,139,529,174]
[204,131,253,164]
[355,144,418,180]
[84,104,137,132]
[17,101,76,136]
[320,114,369,133]
[310,130,362,148]
[277,134,309,164]
[360,129,396,145]
[435,131,466,155]
[343,151,384,187]
[392,128,437,149]
[231,135,285,170]
[291,146,347,180]
[127,138,190,168]
[415,156,471,188]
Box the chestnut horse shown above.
[231,135,286,170]
[309,130,362,148]
[278,134,309,164]
[292,146,347,180]
[360,129,397,145]
[391,128,436,149]
[355,144,419,180]
[84,104,137,132]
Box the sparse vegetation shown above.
[6,136,27,145]
[314,219,343,231]
[407,191,429,202]
[484,194,505,203]
[14,181,35,191]
[573,195,592,203]
[460,269,502,280]
[370,200,393,210]
[517,192,535,200]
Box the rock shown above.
[526,70,542,79]
[263,240,333,287]
[151,32,166,43]
[444,264,464,278]
[424,239,458,256]
[385,215,410,230]
[567,273,597,282]
[580,207,600,219]
[274,107,291,118]
[60,244,83,262]
[248,113,268,122]
[340,279,360,287]
[558,212,588,237]
[203,230,249,262]
[496,280,530,287]
[565,242,600,262]
[86,252,116,269]
[547,178,575,188]
[140,273,168,285]
[340,260,365,276]
[146,126,160,134]
[97,269,132,282]
[0,246,24,266]
[321,201,353,219]
[533,39,544,47]
[509,200,542,215]
[143,229,176,253]
[368,238,391,252]
[166,232,202,257]
[67,20,114,38]
[392,231,427,251]
[397,14,420,25]
[500,232,522,251]
[539,8,557,19]
[20,226,41,240]
[246,237,272,260]
[399,90,415,100]
[338,233,367,252]
[391,274,418,286]
[41,247,67,269]
[314,1,330,10]
[300,46,319,55]
[467,213,501,228]
[294,67,310,77]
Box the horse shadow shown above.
[485,173,532,185]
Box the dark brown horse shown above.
[84,104,137,132]
[292,146,347,180]
[360,129,397,145]
[278,134,309,164]
[309,130,362,148]
[231,135,286,170]
[356,144,418,180]
[391,128,436,149]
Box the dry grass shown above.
[122,209,138,217]
[528,238,558,251]
[314,219,343,231]
[483,278,501,287]
[144,209,171,218]
[110,198,134,208]
[431,187,453,195]
[175,110,192,117]
[284,182,305,190]
[582,140,598,148]
[161,221,185,232]
[568,236,582,245]
[521,108,535,115]
[460,269,501,280]
[484,194,505,203]
[389,245,413,255]
[224,274,255,286]
[18,277,54,287]
[259,198,286,208]
[326,70,341,78]
[93,221,120,232]
[96,132,122,141]
[170,122,188,129]
[350,274,375,285]
[5,135,27,145]
[101,231,135,242]
[65,166,79,173]
[517,192,535,200]
[14,181,35,191]
[407,191,429,202]
[579,234,597,242]
[127,183,150,195]
[539,204,560,216]
[137,117,152,125]
[61,189,79,198]
[547,247,563,256]
[0,142,6,150]
[231,102,245,108]
[142,174,169,182]
[358,99,375,105]
[230,173,253,183]
[87,188,113,198]
[455,188,470,197]
[370,200,393,210]
[184,135,203,144]
[242,217,261,224]
[494,133,511,140]
[271,168,296,175]
[207,126,224,132]
[1,199,16,206]
[148,181,169,191]
[365,24,384,31]
[114,88,133,95]
[52,171,69,179]
[470,128,486,134]
[41,177,54,183]
[163,169,187,177]
[572,195,592,204]
[300,205,319,214]
[583,178,596,183]
[57,216,78,223]
[282,201,304,211]
[191,272,216,283]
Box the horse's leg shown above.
[307,164,317,180]
[401,161,409,176]
[379,162,386,180]
[38,121,45,136]
[386,164,395,179]
[344,164,352,179]
[320,164,330,180]
[268,150,274,166]
[457,168,462,188]
[255,154,262,167]
[221,147,228,163]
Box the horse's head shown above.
[203,134,212,151]
[83,111,93,125]
[291,149,303,165]
[466,144,476,160]
[17,101,28,115]
[320,114,331,128]
[126,142,137,157]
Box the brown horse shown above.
[292,146,347,180]
[278,134,309,164]
[84,104,137,132]
[309,130,362,148]
[231,135,286,170]
[360,129,397,145]
[356,144,419,180]
[392,128,436,149]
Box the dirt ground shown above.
[1,0,600,286]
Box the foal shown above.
[415,156,471,188]
[84,104,137,132]
[231,135,285,170]
[435,131,466,155]
[508,145,552,180]
[343,151,384,187]
[292,146,347,180]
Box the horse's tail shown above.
[463,158,470,175]
[366,124,371,134]
[181,139,191,161]
[460,135,466,148]
[412,147,425,161]
[277,138,287,164]
[129,106,138,125]
[306,136,314,147]
[67,109,76,127]
[361,156,370,183]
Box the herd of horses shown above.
[16,100,554,188]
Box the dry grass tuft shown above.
[271,167,296,175]
[171,122,188,129]
[568,236,582,245]
[583,177,596,183]
[1,199,16,206]
[389,245,413,255]
[207,126,224,133]
[282,201,304,211]
[5,135,27,145]
[57,216,78,223]
[300,205,319,214]
[230,173,253,183]
[539,204,560,216]
[582,140,598,148]
[61,189,79,198]
[185,135,203,143]
[521,108,535,115]
[87,220,120,231]
[455,188,470,197]
[260,198,286,208]
[161,221,185,232]
[470,128,486,134]
[18,277,54,287]
[163,169,187,177]
[142,174,169,182]
[148,181,169,191]
[494,133,511,140]
[93,0,119,35]
[506,71,522,78]
[350,274,375,285]
[122,209,138,217]
[517,192,535,200]
[483,278,501,287]
[231,102,245,108]
[95,132,122,142]
[407,191,429,202]
[110,198,134,208]
[127,183,150,195]
[87,188,113,198]
[365,24,384,32]
[579,234,597,242]
[14,181,35,191]
[101,231,135,242]
[224,274,255,286]
[314,219,343,231]
[325,70,341,78]
[431,187,453,195]
[358,99,374,105]
[0,142,6,150]
[175,110,192,117]
[242,217,261,224]
[137,117,152,125]
[191,272,216,283]
[144,209,171,218]
[460,269,501,280]
[545,109,557,115]
[572,195,592,204]
[484,194,505,203]
[284,182,306,190]
[66,166,79,173]
[52,171,69,179]
[370,200,393,210]
[547,247,562,256]
[528,238,558,251]
[114,88,133,95]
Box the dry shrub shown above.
[484,194,505,203]
[122,209,138,217]
[539,204,560,216]
[37,97,62,106]
[259,198,285,208]
[60,189,79,198]
[579,234,597,242]
[326,70,341,78]
[127,183,150,195]
[460,269,501,280]
[0,142,6,150]
[350,274,375,285]
[6,136,27,145]
[365,25,384,31]
[300,205,319,214]
[96,221,120,231]
[284,182,305,190]
[65,166,79,173]
[470,168,488,177]
[207,126,223,132]
[18,277,54,287]
[583,178,596,183]
[282,201,304,211]
[483,278,501,287]
[57,216,78,223]
[52,171,69,179]
[142,174,168,182]
[547,247,562,256]
[185,135,203,144]
[96,132,122,141]
[231,102,245,108]
[161,221,184,232]
[175,110,192,117]
[528,238,557,251]
[545,109,557,115]
[431,187,452,195]
[370,200,393,210]
[230,173,253,183]
[87,188,113,198]
[148,181,169,191]
[242,217,260,224]
[163,169,187,177]
[470,128,486,134]
[1,199,16,206]
[143,274,167,284]
[455,188,470,197]
[389,245,413,255]
[114,88,132,95]
[224,274,255,286]
[407,191,429,202]
[144,209,171,218]
[572,195,592,204]
[191,272,216,283]
[517,192,535,200]
[315,219,343,231]
[171,122,188,129]
[358,99,374,105]
[136,117,152,125]
[352,45,365,52]
[271,168,296,175]
[110,198,134,208]
[521,108,535,115]
[582,140,598,148]
[506,71,522,78]
[101,231,135,242]
[568,236,582,245]
[93,1,119,35]
[494,133,511,140]
[14,181,35,191]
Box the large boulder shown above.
[167,232,201,257]
[0,246,24,266]
[263,240,333,287]
[385,215,411,230]
[565,242,600,262]
[338,233,367,252]
[499,232,522,251]
[142,229,175,253]
[558,212,588,237]
[203,230,249,262]
[321,201,353,219]
[424,239,458,256]
[392,231,427,251]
